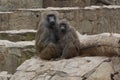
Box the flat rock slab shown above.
[10,57,120,80]
[0,40,35,47]
[0,30,36,42]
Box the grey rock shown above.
[43,0,118,8]
[0,71,12,80]
[0,11,41,31]
[10,57,120,80]
[0,30,36,42]
[0,40,35,74]
[0,6,120,34]
[0,0,43,11]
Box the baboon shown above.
[35,11,60,60]
[57,20,81,59]
[57,20,119,59]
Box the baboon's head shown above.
[41,11,59,29]
[59,20,70,34]
[46,14,56,27]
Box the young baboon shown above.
[57,20,119,59]
[35,11,60,60]
[58,20,81,59]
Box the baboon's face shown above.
[47,14,56,28]
[59,23,67,34]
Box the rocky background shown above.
[0,0,120,80]
[43,0,119,7]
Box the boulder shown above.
[0,71,12,80]
[0,40,35,73]
[10,57,120,80]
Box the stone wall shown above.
[0,11,40,30]
[43,0,90,7]
[0,6,120,34]
[0,41,35,73]
[0,0,43,11]
[0,0,120,11]
[43,0,119,8]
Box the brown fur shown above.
[35,11,60,60]
[57,20,81,59]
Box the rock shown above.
[10,57,120,80]
[0,71,12,80]
[0,6,120,34]
[0,11,41,31]
[43,0,118,8]
[0,40,35,74]
[0,12,13,30]
[0,0,118,11]
[0,0,43,11]
[0,29,36,42]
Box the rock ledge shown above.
[10,57,120,80]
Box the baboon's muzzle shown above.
[49,17,56,25]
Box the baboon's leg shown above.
[39,43,60,60]
[61,42,79,59]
